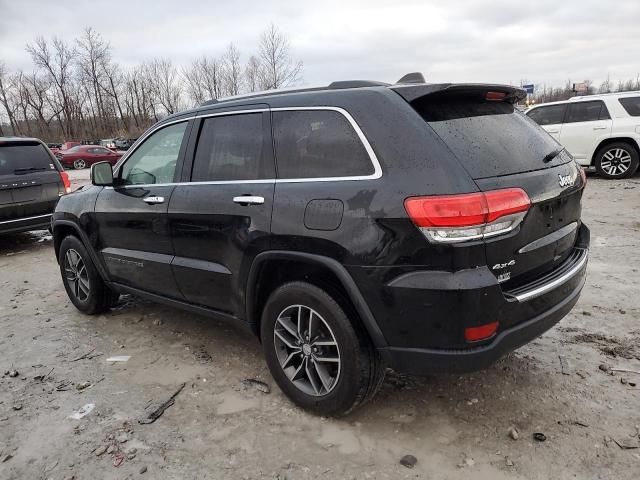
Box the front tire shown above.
[261,282,385,416]
[59,235,117,314]
[594,142,639,179]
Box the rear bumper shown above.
[0,213,52,235]
[379,269,585,374]
[349,224,590,374]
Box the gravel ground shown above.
[1,171,639,479]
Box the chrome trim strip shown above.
[513,249,588,302]
[0,213,52,225]
[110,106,382,190]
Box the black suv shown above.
[52,78,589,415]
[1,137,71,235]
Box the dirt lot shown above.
[1,171,639,480]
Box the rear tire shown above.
[73,158,87,169]
[59,235,117,314]
[261,281,385,416]
[594,142,639,179]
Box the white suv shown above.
[526,92,640,179]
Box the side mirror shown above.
[91,161,114,186]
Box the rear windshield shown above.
[413,95,570,179]
[0,143,55,176]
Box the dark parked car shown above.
[56,145,122,169]
[52,76,589,415]
[1,137,70,235]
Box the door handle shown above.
[593,126,608,130]
[233,195,264,205]
[143,196,165,205]
[546,129,559,133]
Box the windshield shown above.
[412,95,570,179]
[0,143,55,176]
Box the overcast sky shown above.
[1,0,639,89]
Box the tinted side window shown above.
[273,110,374,179]
[191,113,272,182]
[565,101,609,123]
[619,97,640,116]
[526,104,566,125]
[120,121,188,185]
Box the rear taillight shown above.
[579,166,587,186]
[60,171,71,194]
[404,188,530,243]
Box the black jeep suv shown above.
[52,77,589,415]
[1,137,71,235]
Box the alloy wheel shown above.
[74,159,87,169]
[64,248,90,301]
[600,148,632,176]
[273,304,341,397]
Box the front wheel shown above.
[594,142,639,179]
[261,281,385,416]
[59,235,118,314]
[73,158,87,169]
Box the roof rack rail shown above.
[328,80,390,89]
[198,78,398,107]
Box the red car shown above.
[57,145,122,170]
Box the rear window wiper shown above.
[13,167,48,174]
[542,148,563,163]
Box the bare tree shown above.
[2,24,305,141]
[26,36,78,137]
[258,23,302,89]
[598,74,611,94]
[76,28,110,134]
[222,43,241,96]
[244,55,261,93]
[183,56,225,105]
[146,58,182,115]
[0,61,19,135]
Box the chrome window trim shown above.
[109,106,382,190]
[112,116,196,174]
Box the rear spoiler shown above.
[390,83,527,104]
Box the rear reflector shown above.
[404,188,530,243]
[464,321,499,342]
[60,171,71,194]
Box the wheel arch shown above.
[246,251,388,348]
[53,220,110,281]
[591,137,640,165]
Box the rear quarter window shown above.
[272,110,374,179]
[526,104,567,126]
[619,97,640,116]
[565,101,610,123]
